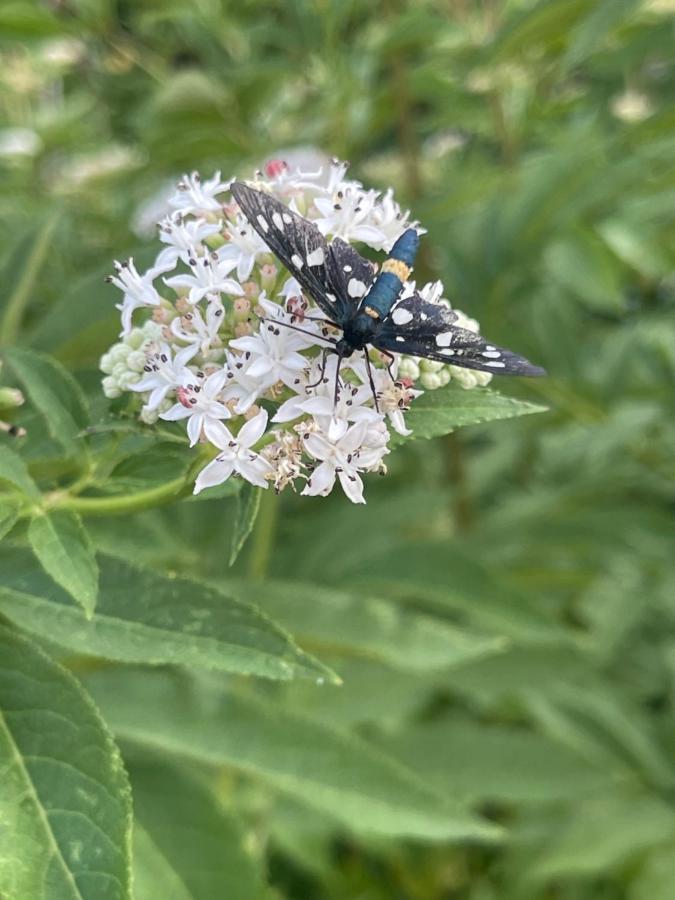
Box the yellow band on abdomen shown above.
[381,258,411,281]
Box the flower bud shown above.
[234,321,253,338]
[242,281,260,300]
[260,263,278,293]
[233,297,251,319]
[0,387,24,409]
[398,357,420,381]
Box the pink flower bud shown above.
[264,159,288,178]
[260,263,278,292]
[242,281,260,300]
[233,297,251,318]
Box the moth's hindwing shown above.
[376,292,545,376]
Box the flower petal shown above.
[194,457,234,494]
[338,468,366,504]
[237,409,268,448]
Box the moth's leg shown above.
[363,350,380,413]
[381,349,397,383]
[306,347,330,390]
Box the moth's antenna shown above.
[254,315,338,346]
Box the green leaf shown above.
[133,825,193,900]
[0,443,40,500]
[86,667,501,843]
[0,624,132,900]
[226,578,505,672]
[0,547,335,683]
[28,510,99,616]
[561,0,642,70]
[0,213,59,344]
[398,385,546,442]
[529,789,675,881]
[230,483,262,566]
[380,716,616,806]
[130,755,266,900]
[0,496,20,540]
[3,347,89,459]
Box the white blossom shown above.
[164,252,243,305]
[301,419,388,504]
[218,213,270,281]
[102,160,497,504]
[108,257,170,336]
[229,296,325,391]
[155,213,222,270]
[194,409,272,493]
[161,368,231,446]
[170,170,231,216]
[128,342,197,410]
[170,296,224,356]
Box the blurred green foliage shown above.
[1,1,675,898]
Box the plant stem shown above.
[0,213,60,346]
[44,475,190,517]
[247,488,279,581]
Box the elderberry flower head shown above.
[101,158,491,503]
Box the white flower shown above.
[301,419,388,504]
[128,342,197,410]
[108,257,171,336]
[229,297,325,391]
[171,296,224,356]
[194,409,272,493]
[155,213,222,270]
[170,171,231,216]
[161,368,231,446]
[222,351,266,414]
[164,252,243,305]
[272,354,338,424]
[218,213,270,281]
[350,358,422,436]
[313,185,385,247]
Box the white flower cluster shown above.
[101,159,491,503]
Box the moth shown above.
[230,182,545,400]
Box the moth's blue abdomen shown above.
[390,228,419,267]
[360,228,419,320]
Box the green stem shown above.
[0,213,60,345]
[247,488,279,581]
[44,475,191,517]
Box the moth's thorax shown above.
[342,312,378,352]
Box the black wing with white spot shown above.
[324,237,376,305]
[375,298,545,376]
[231,182,351,322]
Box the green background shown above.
[1,1,674,898]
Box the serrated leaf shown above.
[230,483,263,566]
[399,385,546,442]
[226,578,505,672]
[86,667,501,843]
[130,755,266,900]
[0,547,335,683]
[0,443,40,499]
[28,510,99,616]
[0,624,132,900]
[3,347,89,458]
